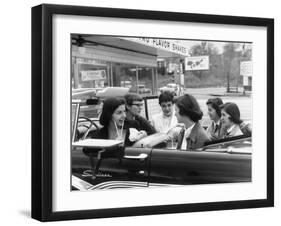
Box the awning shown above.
[72,35,189,66]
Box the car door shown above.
[72,146,152,190]
[147,138,252,186]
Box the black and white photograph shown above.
[30,3,274,221]
[71,35,253,190]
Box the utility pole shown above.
[227,71,230,92]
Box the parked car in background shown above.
[130,84,152,95]
[121,80,132,89]
[138,84,152,95]
[159,83,181,96]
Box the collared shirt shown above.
[227,125,235,134]
[210,121,221,135]
[214,121,220,131]
[151,112,178,133]
[224,124,243,138]
[207,120,223,140]
[181,123,195,150]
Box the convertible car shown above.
[71,92,252,191]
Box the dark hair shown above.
[99,97,125,127]
[124,93,143,105]
[159,91,174,105]
[175,94,203,122]
[206,98,223,117]
[221,102,242,124]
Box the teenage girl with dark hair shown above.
[174,94,210,149]
[206,98,225,140]
[220,102,243,138]
[84,97,146,178]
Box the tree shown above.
[222,43,240,92]
[188,42,220,82]
[189,42,219,56]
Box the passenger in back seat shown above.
[124,93,156,136]
[151,91,178,133]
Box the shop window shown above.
[72,58,110,120]
[72,58,110,90]
[111,63,137,93]
[137,67,153,96]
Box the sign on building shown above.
[185,56,209,71]
[81,70,106,81]
[123,37,189,56]
[240,61,252,76]
[76,58,107,66]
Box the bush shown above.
[184,72,226,88]
[184,74,201,88]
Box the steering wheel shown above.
[77,116,99,140]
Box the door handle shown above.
[123,153,148,160]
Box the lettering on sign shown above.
[76,58,107,66]
[185,56,209,71]
[240,61,252,76]
[81,70,106,81]
[123,37,189,56]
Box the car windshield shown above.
[72,89,102,120]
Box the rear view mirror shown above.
[86,98,99,105]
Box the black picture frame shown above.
[31,3,274,222]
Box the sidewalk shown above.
[185,87,251,98]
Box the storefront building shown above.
[71,35,189,96]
